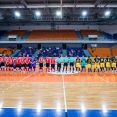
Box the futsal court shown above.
[0,68,117,117]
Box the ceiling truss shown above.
[0,0,117,25]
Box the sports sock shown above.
[34,67,36,71]
[90,68,92,72]
[6,68,9,71]
[3,68,4,71]
[73,68,74,72]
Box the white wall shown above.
[0,25,51,31]
[56,25,99,31]
[0,25,99,31]
[99,25,117,34]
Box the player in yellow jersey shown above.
[105,56,111,72]
[111,57,116,72]
[75,56,81,72]
[99,57,105,72]
[87,56,92,72]
[94,56,99,72]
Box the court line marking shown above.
[95,75,109,83]
[62,73,67,112]
[3,72,37,91]
[92,72,117,86]
[1,107,117,110]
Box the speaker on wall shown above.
[62,43,66,49]
[38,44,42,49]
[17,44,22,49]
[82,44,87,49]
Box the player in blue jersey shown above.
[57,56,62,72]
[30,55,36,72]
[81,55,86,72]
[69,56,75,73]
[63,56,69,73]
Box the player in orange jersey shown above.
[50,56,56,72]
[25,54,30,72]
[39,56,44,72]
[21,55,26,71]
[16,57,21,72]
[9,57,14,71]
[6,55,10,71]
[45,56,50,72]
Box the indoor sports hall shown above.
[0,0,117,117]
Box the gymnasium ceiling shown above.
[0,0,117,26]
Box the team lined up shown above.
[54,56,117,73]
[0,55,117,72]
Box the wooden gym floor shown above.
[0,68,117,116]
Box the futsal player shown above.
[21,55,26,71]
[51,56,56,72]
[0,57,1,71]
[9,57,14,71]
[111,57,116,72]
[81,55,86,72]
[57,56,62,72]
[69,56,75,73]
[45,56,50,72]
[100,57,105,72]
[13,59,16,71]
[25,54,30,72]
[63,56,69,73]
[0,55,5,71]
[75,56,81,72]
[105,56,111,72]
[87,56,92,72]
[39,56,44,72]
[94,56,99,72]
[16,56,21,72]
[6,55,10,71]
[30,55,36,72]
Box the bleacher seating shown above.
[102,31,113,40]
[14,47,36,57]
[67,47,86,57]
[27,30,77,40]
[6,30,27,38]
[80,30,101,37]
[38,47,62,57]
[88,48,111,57]
[113,33,117,40]
[0,48,15,56]
[0,30,7,37]
[112,48,117,56]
